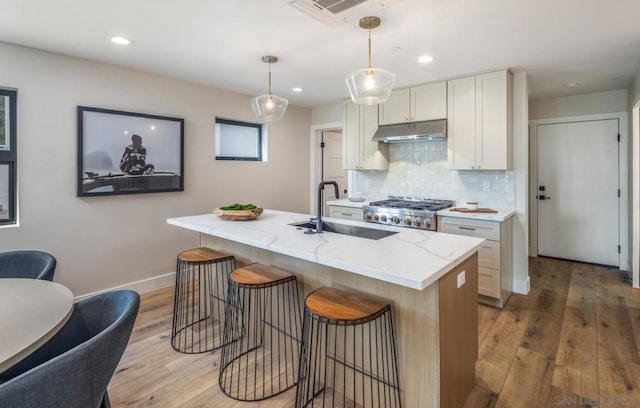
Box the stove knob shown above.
[365,213,373,221]
[391,216,401,224]
[425,220,432,228]
[380,215,388,222]
[404,216,412,225]
[414,218,422,227]
[374,214,380,221]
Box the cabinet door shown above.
[447,76,476,170]
[476,70,511,170]
[412,82,447,122]
[378,88,410,125]
[361,105,388,170]
[478,239,501,269]
[329,206,364,220]
[343,100,361,169]
[478,267,501,298]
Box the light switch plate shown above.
[483,181,491,192]
[457,271,466,288]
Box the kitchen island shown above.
[168,209,484,408]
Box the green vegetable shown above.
[221,203,257,210]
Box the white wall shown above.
[0,42,311,296]
[529,89,628,120]
[511,72,529,294]
[629,68,640,287]
[311,103,342,125]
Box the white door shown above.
[322,131,346,215]
[537,119,619,266]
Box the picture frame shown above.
[77,106,184,197]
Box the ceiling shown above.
[1,0,639,109]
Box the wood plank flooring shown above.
[109,257,640,407]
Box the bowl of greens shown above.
[213,203,263,220]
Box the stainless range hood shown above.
[372,119,447,143]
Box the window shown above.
[0,89,16,225]
[215,118,263,161]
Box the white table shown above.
[0,279,74,373]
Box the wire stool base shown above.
[295,287,402,408]
[171,248,236,354]
[219,263,302,401]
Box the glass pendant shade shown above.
[252,55,288,121]
[250,93,288,122]
[346,16,395,105]
[345,67,396,105]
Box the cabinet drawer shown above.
[438,217,500,241]
[478,267,500,298]
[328,206,364,221]
[478,240,500,269]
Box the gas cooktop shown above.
[368,197,455,211]
[363,197,455,230]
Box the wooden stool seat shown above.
[230,263,295,288]
[305,286,388,324]
[178,247,233,263]
[295,286,401,407]
[219,262,302,401]
[171,247,236,354]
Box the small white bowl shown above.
[466,202,478,211]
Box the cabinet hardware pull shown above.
[341,213,352,216]
[458,226,476,231]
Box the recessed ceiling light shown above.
[111,36,132,46]
[292,87,303,92]
[418,55,434,64]
[566,82,581,87]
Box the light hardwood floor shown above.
[109,257,640,407]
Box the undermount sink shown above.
[289,221,398,240]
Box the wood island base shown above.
[201,235,478,408]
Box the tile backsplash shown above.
[351,141,515,210]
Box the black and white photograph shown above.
[77,106,184,197]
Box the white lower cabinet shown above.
[328,206,364,221]
[438,216,512,307]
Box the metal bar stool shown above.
[295,286,401,408]
[219,263,302,401]
[171,247,236,353]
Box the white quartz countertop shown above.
[438,208,515,222]
[326,198,371,208]
[167,209,484,291]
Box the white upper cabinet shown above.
[343,100,389,170]
[378,82,447,125]
[447,70,512,170]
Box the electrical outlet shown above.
[483,181,491,192]
[457,271,466,288]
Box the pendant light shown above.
[251,55,288,121]
[345,16,395,105]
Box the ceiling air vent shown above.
[287,0,399,27]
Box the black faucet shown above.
[313,181,340,234]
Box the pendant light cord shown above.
[268,61,272,97]
[368,25,372,69]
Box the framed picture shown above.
[77,106,184,197]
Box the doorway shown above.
[321,130,347,215]
[529,112,628,270]
[309,121,343,216]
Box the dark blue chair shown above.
[0,250,57,281]
[0,290,140,408]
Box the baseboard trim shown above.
[74,272,176,301]
[513,276,530,295]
